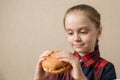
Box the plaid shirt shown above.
[45,47,116,80]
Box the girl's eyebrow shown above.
[65,28,72,31]
[80,27,90,30]
[65,26,89,31]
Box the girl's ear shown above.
[97,27,102,38]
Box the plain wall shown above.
[0,0,120,80]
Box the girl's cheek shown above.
[81,33,93,41]
[67,36,73,43]
[84,35,96,47]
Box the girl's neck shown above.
[78,49,95,57]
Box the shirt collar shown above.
[73,47,100,67]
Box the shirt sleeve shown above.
[101,62,117,80]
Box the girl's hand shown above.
[33,50,53,80]
[56,51,87,80]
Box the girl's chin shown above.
[73,47,87,53]
[74,47,94,55]
[74,49,85,53]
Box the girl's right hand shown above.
[33,50,53,80]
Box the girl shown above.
[33,4,116,80]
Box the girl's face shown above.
[65,11,102,56]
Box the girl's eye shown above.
[67,31,73,35]
[81,31,88,34]
[80,30,89,34]
[68,32,73,35]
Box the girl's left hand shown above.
[56,51,87,80]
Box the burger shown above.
[42,51,72,74]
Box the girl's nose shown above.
[74,33,81,42]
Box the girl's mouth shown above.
[73,44,84,48]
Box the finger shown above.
[40,50,53,58]
[37,50,53,66]
[56,51,72,58]
[56,51,66,57]
[38,57,45,62]
[57,57,71,63]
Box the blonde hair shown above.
[63,4,101,28]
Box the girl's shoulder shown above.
[95,57,116,74]
[96,57,117,79]
[97,57,115,69]
[101,61,117,79]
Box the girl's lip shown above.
[73,44,84,48]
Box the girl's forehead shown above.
[65,26,90,32]
[66,11,90,23]
[66,10,87,17]
[65,13,97,30]
[66,14,93,26]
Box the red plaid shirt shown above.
[45,47,116,80]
